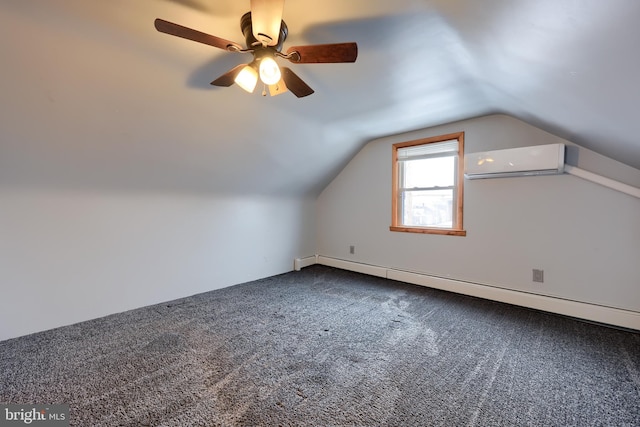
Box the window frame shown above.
[390,132,466,236]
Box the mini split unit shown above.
[464,143,565,179]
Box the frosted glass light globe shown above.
[259,57,281,85]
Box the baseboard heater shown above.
[293,255,640,331]
[465,143,565,179]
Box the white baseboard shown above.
[296,255,640,331]
[294,255,318,271]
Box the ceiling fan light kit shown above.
[154,0,357,98]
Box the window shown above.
[391,132,466,236]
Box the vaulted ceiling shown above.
[1,0,639,196]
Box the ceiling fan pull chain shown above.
[262,84,267,97]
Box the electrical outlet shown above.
[349,245,355,254]
[532,269,544,283]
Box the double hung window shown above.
[391,132,466,236]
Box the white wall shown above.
[0,190,316,341]
[317,115,640,313]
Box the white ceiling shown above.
[1,0,639,196]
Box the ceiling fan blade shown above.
[285,43,358,63]
[210,64,247,87]
[250,0,285,46]
[154,18,243,51]
[281,67,314,98]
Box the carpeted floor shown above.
[1,265,639,426]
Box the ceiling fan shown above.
[154,0,358,98]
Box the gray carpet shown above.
[1,265,639,426]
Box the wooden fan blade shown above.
[154,18,242,51]
[285,43,358,63]
[210,64,247,87]
[281,67,314,98]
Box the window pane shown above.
[402,189,453,228]
[403,156,455,189]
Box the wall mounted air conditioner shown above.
[464,143,565,179]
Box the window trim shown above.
[390,131,466,236]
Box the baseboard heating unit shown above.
[294,255,640,331]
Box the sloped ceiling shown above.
[1,0,639,196]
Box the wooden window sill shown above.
[389,226,467,236]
